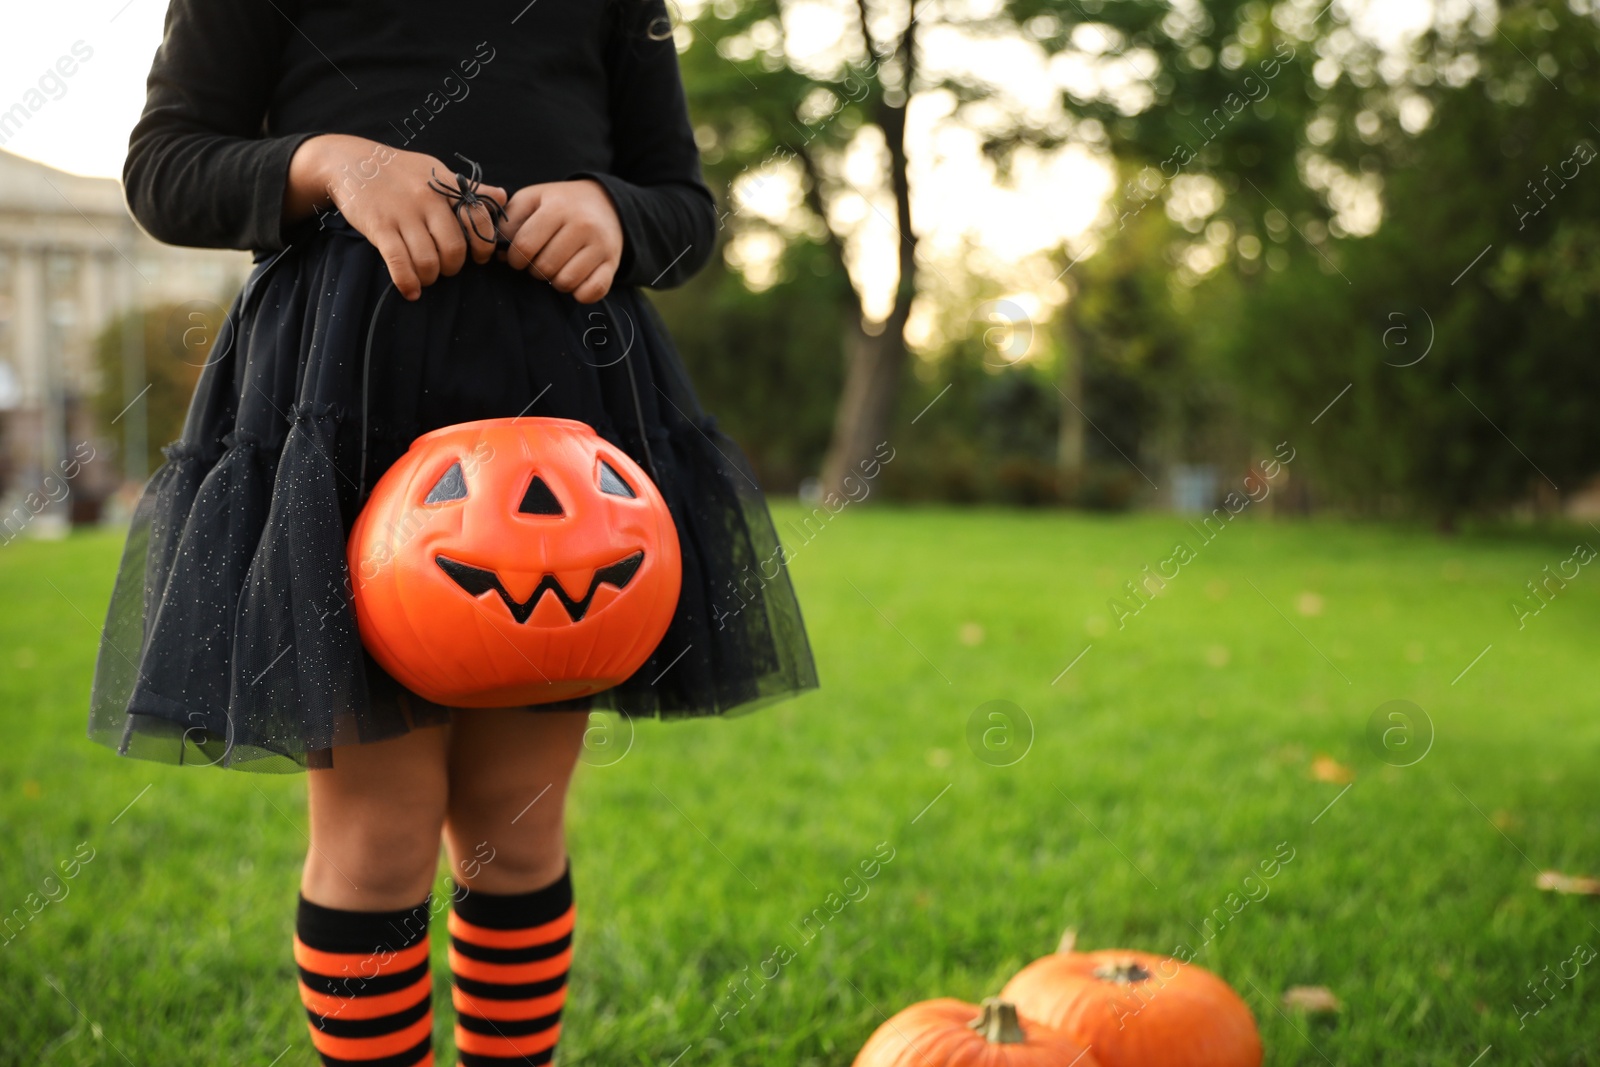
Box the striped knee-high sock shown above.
[448,866,574,1066]
[295,894,435,1066]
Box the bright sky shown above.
[0,1,166,179]
[1,0,1437,329]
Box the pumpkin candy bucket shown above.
[347,417,682,706]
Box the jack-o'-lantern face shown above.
[348,417,682,707]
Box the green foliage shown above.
[1201,3,1600,524]
[665,0,1345,501]
[877,357,1066,507]
[662,0,1600,514]
[1069,205,1242,468]
[876,207,1235,509]
[651,241,850,492]
[6,512,1600,1062]
[91,302,226,478]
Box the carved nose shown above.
[518,475,563,516]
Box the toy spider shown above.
[428,155,512,249]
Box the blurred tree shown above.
[92,302,224,480]
[1198,2,1600,525]
[676,0,923,497]
[1026,0,1600,522]
[1054,201,1231,494]
[677,0,1600,516]
[676,0,1335,498]
[650,237,850,491]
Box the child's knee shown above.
[443,793,568,892]
[447,771,568,834]
[307,798,445,904]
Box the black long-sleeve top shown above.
[123,0,716,288]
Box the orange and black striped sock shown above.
[295,893,435,1066]
[448,865,574,1066]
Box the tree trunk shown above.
[815,0,918,500]
[820,313,910,497]
[1056,295,1086,486]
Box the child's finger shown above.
[571,261,616,305]
[426,205,469,277]
[504,211,562,274]
[462,202,504,265]
[548,243,605,295]
[399,223,442,288]
[501,186,544,234]
[374,230,422,301]
[530,224,588,284]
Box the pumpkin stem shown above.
[968,998,1028,1044]
[1093,960,1155,985]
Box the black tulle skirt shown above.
[87,217,817,772]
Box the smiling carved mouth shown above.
[435,551,644,623]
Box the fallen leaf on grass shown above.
[1283,986,1341,1014]
[1536,871,1600,896]
[1310,755,1355,784]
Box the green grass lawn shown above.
[2,505,1597,1065]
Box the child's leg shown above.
[297,722,452,1066]
[442,709,589,1066]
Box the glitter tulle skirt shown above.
[87,218,817,772]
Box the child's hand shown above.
[498,180,624,304]
[285,134,507,301]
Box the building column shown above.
[77,249,108,385]
[10,245,57,514]
[0,242,19,411]
[12,245,44,411]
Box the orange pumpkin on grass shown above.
[851,997,1100,1067]
[1000,949,1261,1067]
[348,417,681,706]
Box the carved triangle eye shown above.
[518,475,564,516]
[598,460,635,498]
[424,462,468,504]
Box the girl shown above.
[87,1,817,1063]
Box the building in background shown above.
[0,148,250,537]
